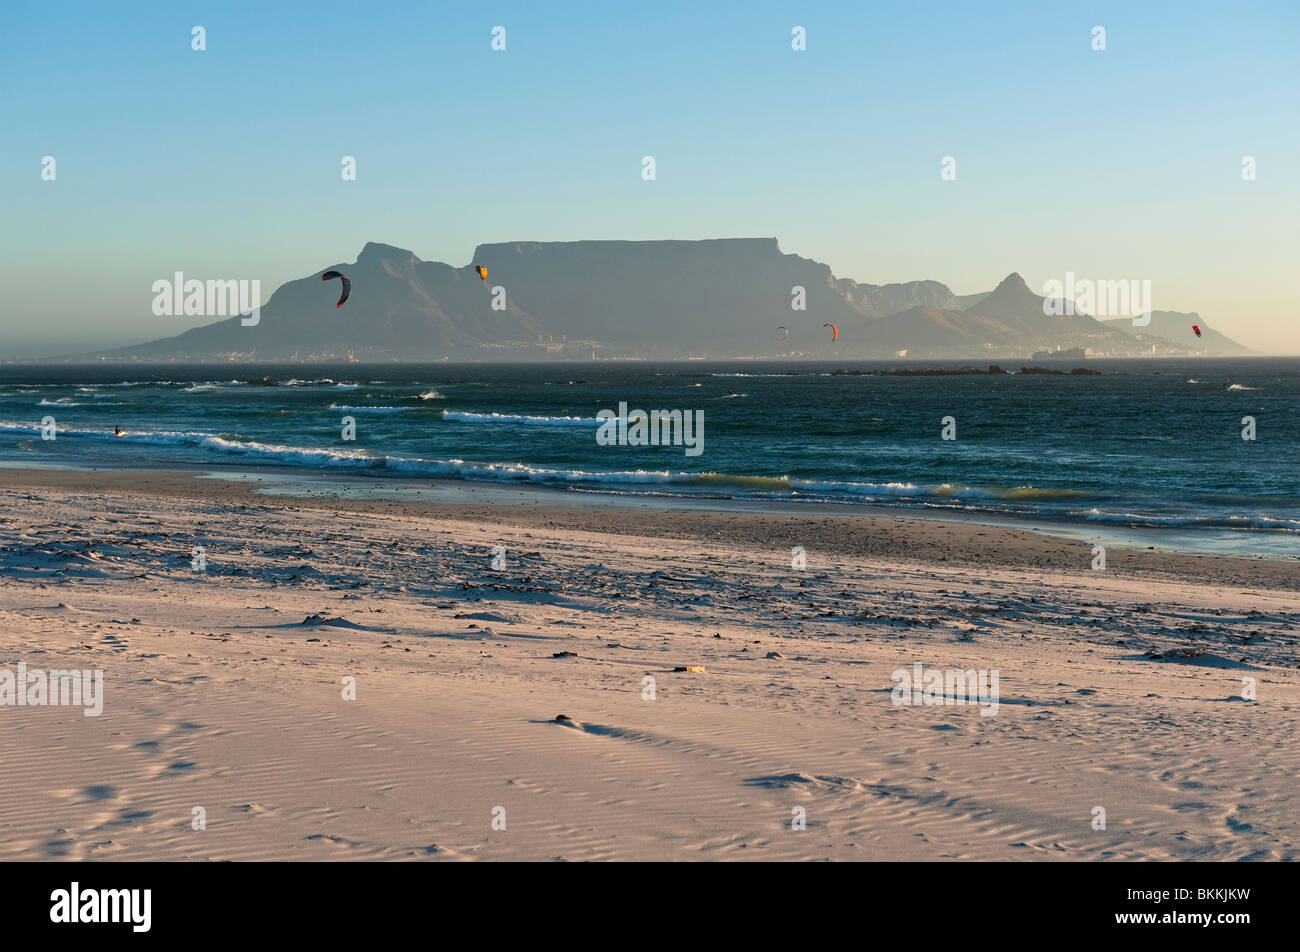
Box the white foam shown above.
[440,411,598,427]
[328,404,415,413]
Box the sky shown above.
[2,0,1297,353]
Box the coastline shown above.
[2,465,1297,588]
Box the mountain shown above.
[467,239,960,353]
[469,238,864,353]
[869,275,1249,358]
[955,290,992,310]
[98,240,1252,360]
[966,272,1100,334]
[108,242,543,360]
[834,278,960,317]
[875,272,1136,357]
[1100,311,1254,356]
[868,307,1023,354]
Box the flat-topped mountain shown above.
[101,240,1250,360]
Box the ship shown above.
[1032,346,1089,360]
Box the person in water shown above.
[114,426,122,437]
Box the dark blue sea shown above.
[1,358,1296,557]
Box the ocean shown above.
[1,358,1296,557]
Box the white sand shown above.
[1,472,1297,861]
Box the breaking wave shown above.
[440,411,598,426]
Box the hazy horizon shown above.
[4,0,1297,354]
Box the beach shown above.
[1,467,1296,861]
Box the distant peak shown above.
[994,272,1029,292]
[358,242,421,263]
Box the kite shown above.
[1192,324,1202,338]
[778,325,789,340]
[474,265,488,282]
[824,322,838,341]
[322,270,351,308]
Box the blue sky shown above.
[3,0,1297,351]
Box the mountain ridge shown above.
[99,239,1251,360]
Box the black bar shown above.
[3,860,1279,939]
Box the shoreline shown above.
[3,465,1297,589]
[3,453,1295,562]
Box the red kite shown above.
[322,270,351,308]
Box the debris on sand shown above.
[1147,647,1204,660]
[552,651,578,658]
[673,665,706,673]
[301,614,364,628]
